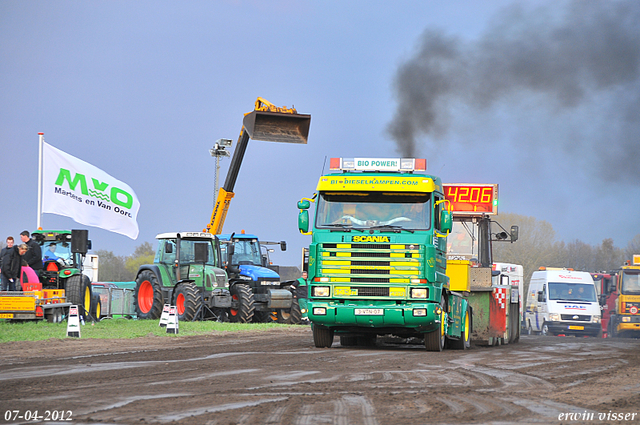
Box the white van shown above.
[525,268,601,337]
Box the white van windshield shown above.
[548,282,597,302]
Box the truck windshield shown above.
[316,192,431,230]
[621,271,640,295]
[548,282,597,302]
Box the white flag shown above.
[42,142,140,239]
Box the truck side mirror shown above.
[298,200,310,210]
[280,241,287,251]
[440,210,452,233]
[537,290,545,303]
[510,225,519,242]
[298,210,309,234]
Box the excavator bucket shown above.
[243,110,311,144]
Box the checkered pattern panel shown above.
[493,287,507,310]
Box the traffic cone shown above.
[159,304,170,327]
[166,306,179,334]
[66,305,81,338]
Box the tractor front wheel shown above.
[229,284,255,323]
[174,282,202,321]
[135,270,164,320]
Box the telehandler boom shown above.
[205,98,311,234]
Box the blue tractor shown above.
[219,232,295,322]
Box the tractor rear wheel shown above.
[175,282,201,321]
[65,274,92,318]
[135,270,164,320]
[229,284,255,323]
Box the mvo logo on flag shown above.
[42,142,140,239]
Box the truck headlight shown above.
[413,308,427,316]
[592,316,601,323]
[622,316,631,322]
[549,313,560,322]
[313,307,327,315]
[410,288,427,299]
[313,286,330,297]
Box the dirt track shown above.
[0,327,639,425]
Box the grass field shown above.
[0,319,283,343]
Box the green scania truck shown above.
[297,157,471,351]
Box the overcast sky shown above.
[1,0,639,270]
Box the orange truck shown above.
[593,255,640,338]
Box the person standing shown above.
[1,236,14,263]
[0,236,15,290]
[20,231,42,279]
[1,243,28,291]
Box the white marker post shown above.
[66,305,81,338]
[159,304,170,327]
[166,306,179,334]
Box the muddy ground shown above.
[0,326,639,425]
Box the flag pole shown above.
[37,132,44,230]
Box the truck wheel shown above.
[608,318,618,338]
[541,323,550,336]
[339,335,358,346]
[425,298,446,351]
[357,335,377,347]
[135,270,164,320]
[278,297,302,324]
[229,284,255,323]
[175,282,202,322]
[450,308,470,350]
[313,324,334,348]
[65,274,92,318]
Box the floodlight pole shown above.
[210,139,232,209]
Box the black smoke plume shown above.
[387,0,640,183]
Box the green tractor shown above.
[32,229,100,321]
[134,232,234,322]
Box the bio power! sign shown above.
[42,142,140,239]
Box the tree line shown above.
[95,242,154,282]
[492,212,640,292]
